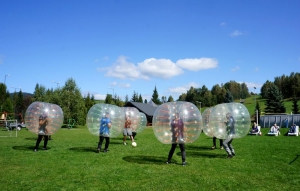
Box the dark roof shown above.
[124,101,158,117]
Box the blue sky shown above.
[1,0,299,101]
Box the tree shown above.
[152,86,161,104]
[124,95,129,103]
[0,83,10,112]
[32,84,47,102]
[60,78,86,125]
[254,101,261,124]
[131,91,139,102]
[264,83,286,113]
[224,89,233,103]
[15,90,25,121]
[144,99,148,103]
[261,80,273,99]
[138,94,143,103]
[292,94,299,114]
[161,96,167,103]
[105,94,112,104]
[84,93,95,112]
[167,95,174,102]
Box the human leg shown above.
[179,143,186,165]
[212,136,216,149]
[123,128,127,145]
[132,132,137,139]
[166,144,177,163]
[228,139,235,156]
[43,135,49,149]
[220,139,224,149]
[34,135,43,151]
[98,136,104,152]
[104,137,110,152]
[223,137,233,158]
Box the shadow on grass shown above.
[186,145,213,151]
[12,145,51,151]
[69,147,98,153]
[182,151,226,159]
[122,155,176,165]
[25,137,37,141]
[289,155,300,165]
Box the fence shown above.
[259,114,300,128]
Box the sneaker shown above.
[97,148,101,153]
[232,153,236,156]
[227,155,233,159]
[165,161,171,164]
[220,146,224,150]
[103,149,108,153]
[34,149,38,152]
[211,146,216,150]
[123,142,127,145]
[182,162,186,166]
[42,147,48,150]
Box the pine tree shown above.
[152,86,161,104]
[264,84,286,113]
[138,94,143,103]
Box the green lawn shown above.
[0,126,299,191]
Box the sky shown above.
[1,0,299,101]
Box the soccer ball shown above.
[17,127,21,131]
[132,142,137,147]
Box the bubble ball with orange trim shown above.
[152,101,203,144]
[25,101,64,135]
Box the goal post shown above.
[0,119,18,137]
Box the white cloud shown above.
[231,66,240,72]
[230,30,242,37]
[176,58,218,71]
[168,82,200,94]
[104,56,143,80]
[94,93,107,100]
[98,56,218,80]
[138,58,183,79]
[220,22,226,27]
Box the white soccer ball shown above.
[17,127,21,131]
[132,142,137,147]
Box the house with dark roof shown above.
[124,101,159,126]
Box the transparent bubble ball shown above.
[86,103,125,137]
[209,103,251,139]
[152,101,202,144]
[25,102,64,135]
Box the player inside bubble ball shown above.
[34,112,49,152]
[97,112,111,153]
[223,112,236,159]
[166,112,187,166]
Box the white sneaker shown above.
[123,142,127,145]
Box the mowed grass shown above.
[0,126,300,191]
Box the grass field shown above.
[0,125,299,191]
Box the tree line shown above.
[0,73,299,125]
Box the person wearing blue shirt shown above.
[223,112,236,159]
[289,124,296,133]
[97,112,111,153]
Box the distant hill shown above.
[10,92,33,98]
